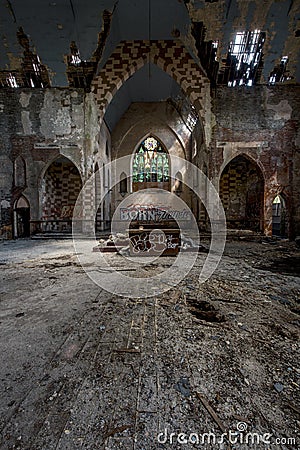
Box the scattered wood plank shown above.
[113,348,141,354]
[191,319,219,327]
[104,424,133,439]
[285,402,300,415]
[196,391,227,434]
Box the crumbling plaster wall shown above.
[0,88,103,231]
[211,85,300,237]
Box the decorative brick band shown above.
[92,40,209,121]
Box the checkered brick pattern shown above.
[92,40,209,121]
[220,157,264,229]
[82,183,95,224]
[220,167,246,212]
[42,161,82,220]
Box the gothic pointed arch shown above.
[219,154,264,231]
[41,156,82,231]
[14,195,30,238]
[92,40,210,135]
[272,193,288,237]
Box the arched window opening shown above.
[132,137,169,187]
[14,195,30,238]
[105,142,110,157]
[272,194,287,237]
[174,171,183,194]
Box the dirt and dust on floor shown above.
[0,236,299,449]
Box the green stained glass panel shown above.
[132,136,169,184]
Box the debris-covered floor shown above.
[0,238,299,449]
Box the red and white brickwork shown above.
[92,40,210,122]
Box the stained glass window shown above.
[132,137,169,183]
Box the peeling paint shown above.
[40,91,72,139]
[0,199,10,208]
[54,109,71,135]
[6,52,22,70]
[19,92,31,108]
[266,99,292,120]
[21,111,33,135]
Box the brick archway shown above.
[92,40,210,124]
[219,154,265,232]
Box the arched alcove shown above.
[220,155,264,231]
[41,156,82,232]
[199,163,208,229]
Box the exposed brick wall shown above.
[92,40,210,128]
[0,88,90,234]
[42,159,82,220]
[220,155,264,230]
[211,85,300,237]
[0,81,299,239]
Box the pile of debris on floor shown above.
[93,233,130,253]
[93,232,208,255]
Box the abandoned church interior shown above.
[0,0,299,449]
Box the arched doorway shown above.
[220,155,264,231]
[132,136,170,192]
[41,156,82,233]
[272,194,287,237]
[15,196,30,238]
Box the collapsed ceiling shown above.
[0,0,299,128]
[1,0,299,85]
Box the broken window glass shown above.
[220,30,265,86]
[0,27,50,88]
[269,56,291,84]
